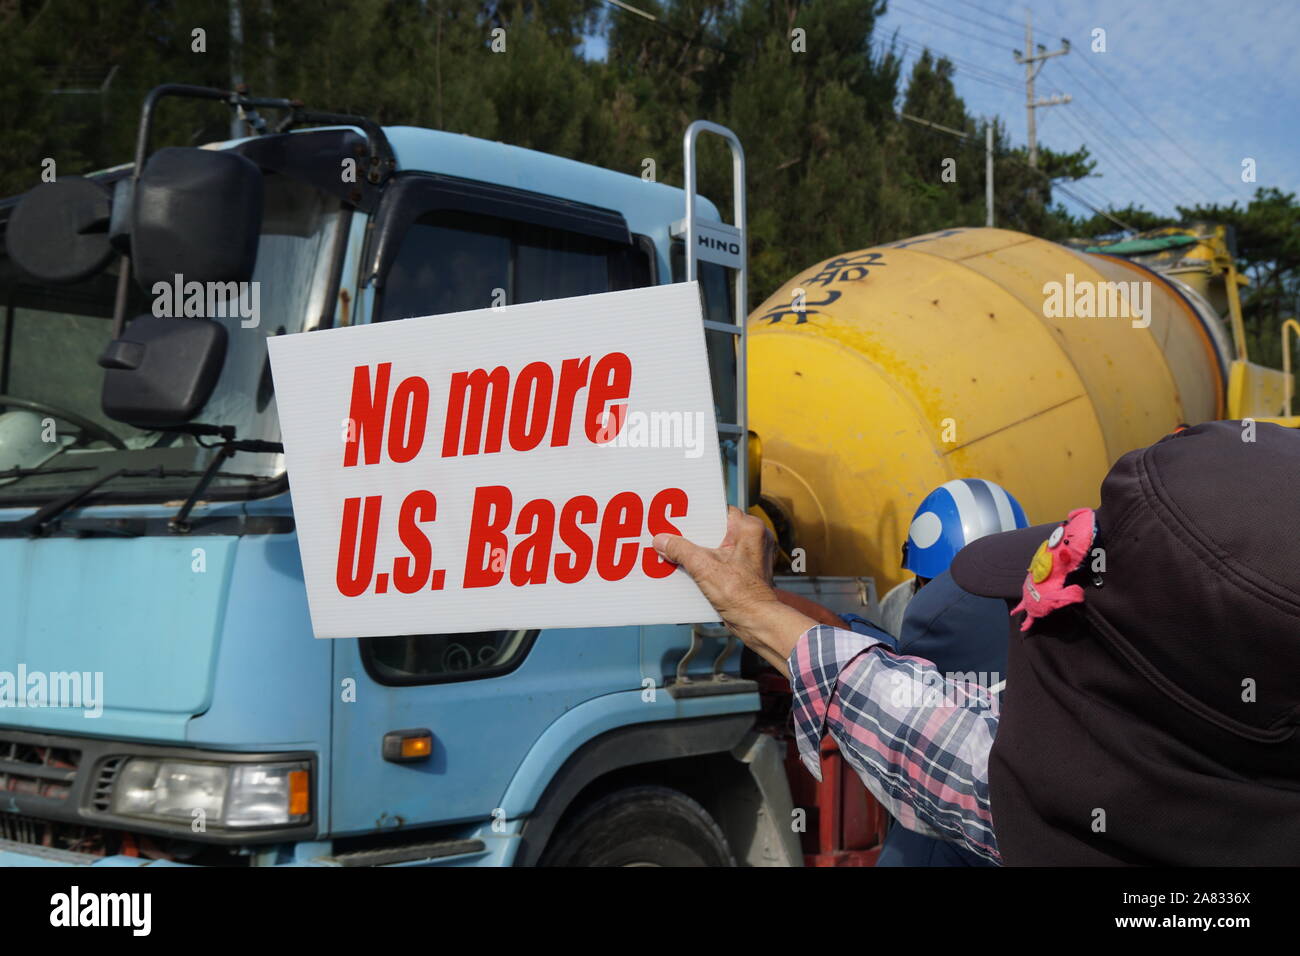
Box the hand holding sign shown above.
[268,283,729,637]
[653,507,818,678]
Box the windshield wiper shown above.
[2,462,280,536]
[7,467,134,536]
[168,426,283,533]
[0,423,282,536]
[0,464,98,490]
[0,468,279,538]
[0,465,97,480]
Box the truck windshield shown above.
[0,171,343,507]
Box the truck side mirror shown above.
[3,177,114,284]
[99,315,228,427]
[131,147,263,291]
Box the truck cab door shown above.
[328,175,658,837]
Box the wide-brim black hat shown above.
[950,522,1056,600]
[950,420,1300,865]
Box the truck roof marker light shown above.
[382,729,434,764]
[289,770,310,817]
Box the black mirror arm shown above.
[276,109,396,185]
[131,86,301,185]
[112,84,301,337]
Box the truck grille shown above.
[0,736,80,801]
[0,812,107,854]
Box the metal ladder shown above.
[668,121,755,698]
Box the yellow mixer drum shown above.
[747,227,1228,591]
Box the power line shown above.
[986,122,1143,231]
[945,0,1027,31]
[1073,51,1237,196]
[1064,177,1121,212]
[1054,182,1138,232]
[1051,98,1190,212]
[1048,189,1136,235]
[1008,146,1140,231]
[883,27,1174,222]
[884,3,1018,53]
[604,0,1198,231]
[1068,168,1161,222]
[1069,101,1201,209]
[893,0,1023,43]
[1052,114,1179,212]
[1069,179,1159,228]
[884,109,1136,232]
[887,37,1023,95]
[909,0,1226,208]
[1056,60,1217,207]
[885,30,1161,215]
[889,33,1024,92]
[886,33,1027,96]
[949,0,1237,197]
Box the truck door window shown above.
[378,213,510,319]
[377,210,650,323]
[365,630,537,685]
[364,209,651,684]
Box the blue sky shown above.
[585,0,1299,222]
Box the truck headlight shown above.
[110,759,310,828]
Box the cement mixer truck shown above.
[747,225,1297,595]
[739,223,1297,865]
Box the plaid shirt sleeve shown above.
[788,624,1002,865]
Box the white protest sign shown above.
[267,282,728,638]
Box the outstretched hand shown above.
[653,506,820,677]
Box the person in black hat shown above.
[652,420,1300,865]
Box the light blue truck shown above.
[0,85,851,867]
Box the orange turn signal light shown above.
[401,736,431,759]
[288,769,310,816]
[382,729,434,764]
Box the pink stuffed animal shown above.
[1011,507,1096,632]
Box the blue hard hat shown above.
[901,478,1029,578]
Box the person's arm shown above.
[788,624,1001,863]
[654,507,1000,862]
[772,586,847,630]
[651,507,817,678]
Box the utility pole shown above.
[1014,9,1071,168]
[229,0,245,139]
[897,111,996,228]
[986,123,994,227]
